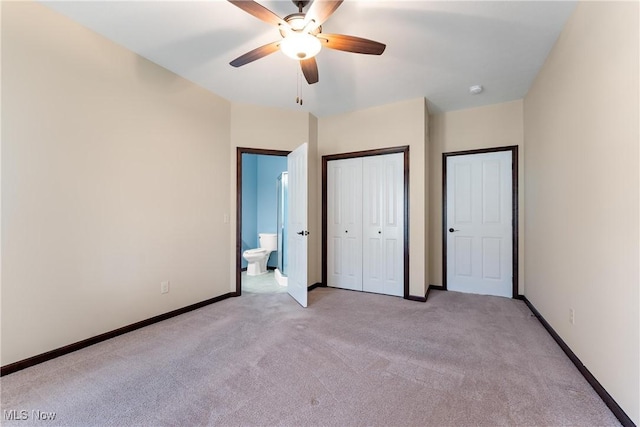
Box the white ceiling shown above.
[42,0,577,117]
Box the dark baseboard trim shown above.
[406,294,427,302]
[1,292,236,377]
[308,282,324,291]
[324,285,407,300]
[523,296,635,427]
[426,284,445,300]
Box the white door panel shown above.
[446,151,512,297]
[363,153,404,296]
[287,143,308,307]
[327,158,362,291]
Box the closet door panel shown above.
[362,155,384,293]
[327,158,362,291]
[363,153,404,296]
[383,153,404,293]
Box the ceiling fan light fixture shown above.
[280,32,321,60]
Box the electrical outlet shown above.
[161,281,170,294]
[569,308,575,325]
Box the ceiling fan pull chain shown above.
[295,65,303,106]
[295,66,300,104]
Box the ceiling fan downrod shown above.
[293,0,310,13]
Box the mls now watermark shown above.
[4,409,57,421]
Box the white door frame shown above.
[322,146,410,299]
[442,146,519,298]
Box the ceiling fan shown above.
[228,0,386,85]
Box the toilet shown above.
[243,233,277,276]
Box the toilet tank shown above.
[258,233,277,251]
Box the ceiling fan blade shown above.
[320,34,386,55]
[304,0,343,30]
[300,57,319,84]
[230,41,281,67]
[228,0,288,27]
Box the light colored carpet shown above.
[1,288,620,426]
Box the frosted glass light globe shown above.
[280,32,321,60]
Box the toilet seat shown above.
[244,248,267,255]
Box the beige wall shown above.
[428,101,525,292]
[1,2,232,365]
[318,98,429,298]
[524,1,639,423]
[229,103,320,287]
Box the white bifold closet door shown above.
[327,153,404,297]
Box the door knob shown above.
[345,230,348,233]
[378,230,382,234]
[449,228,459,233]
[297,230,309,236]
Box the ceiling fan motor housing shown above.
[279,13,321,37]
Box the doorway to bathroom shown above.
[236,148,290,295]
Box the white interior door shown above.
[287,143,308,307]
[327,158,363,291]
[362,153,404,296]
[446,151,512,297]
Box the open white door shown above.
[287,143,308,307]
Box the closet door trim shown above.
[322,146,410,299]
